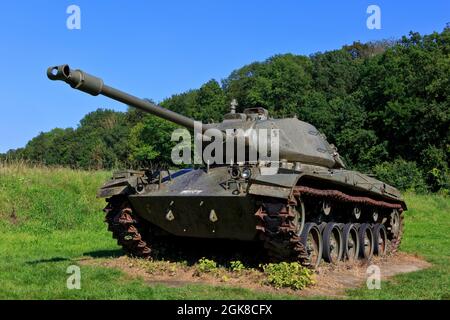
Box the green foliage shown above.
[0,162,110,232]
[420,146,450,194]
[336,128,388,171]
[196,258,218,273]
[261,262,314,290]
[224,54,312,115]
[5,109,133,170]
[127,115,179,167]
[373,159,428,193]
[229,260,245,273]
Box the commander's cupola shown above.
[223,99,269,122]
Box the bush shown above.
[373,159,428,193]
[196,258,218,273]
[420,146,450,193]
[261,262,314,290]
[229,260,245,273]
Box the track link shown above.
[293,186,403,210]
[104,197,152,259]
[255,199,311,267]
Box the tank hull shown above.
[129,194,258,240]
[100,166,405,244]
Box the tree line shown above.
[3,28,449,193]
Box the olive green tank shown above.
[47,64,406,268]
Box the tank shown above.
[47,64,406,268]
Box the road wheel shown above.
[299,223,323,268]
[342,223,359,261]
[373,223,388,256]
[322,223,343,263]
[358,223,374,260]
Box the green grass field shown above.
[0,163,448,299]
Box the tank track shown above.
[256,185,404,267]
[104,197,152,259]
[294,186,405,253]
[293,186,403,210]
[255,201,311,266]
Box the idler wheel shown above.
[299,223,323,268]
[388,209,401,238]
[387,209,404,253]
[342,223,360,261]
[358,223,374,260]
[373,223,388,256]
[322,223,344,263]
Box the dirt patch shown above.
[81,252,431,298]
[9,208,18,225]
[299,252,431,297]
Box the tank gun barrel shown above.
[47,64,201,131]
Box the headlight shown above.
[241,167,251,179]
[229,166,240,179]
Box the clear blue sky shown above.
[0,0,448,152]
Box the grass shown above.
[0,162,448,299]
[346,193,450,299]
[0,163,295,299]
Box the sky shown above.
[0,0,448,153]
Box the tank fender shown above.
[248,172,302,199]
[97,176,142,198]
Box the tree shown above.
[127,115,179,168]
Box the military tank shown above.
[47,64,406,268]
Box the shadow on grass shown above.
[81,238,266,268]
[83,249,124,259]
[26,257,70,265]
[25,250,124,265]
[149,237,266,267]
